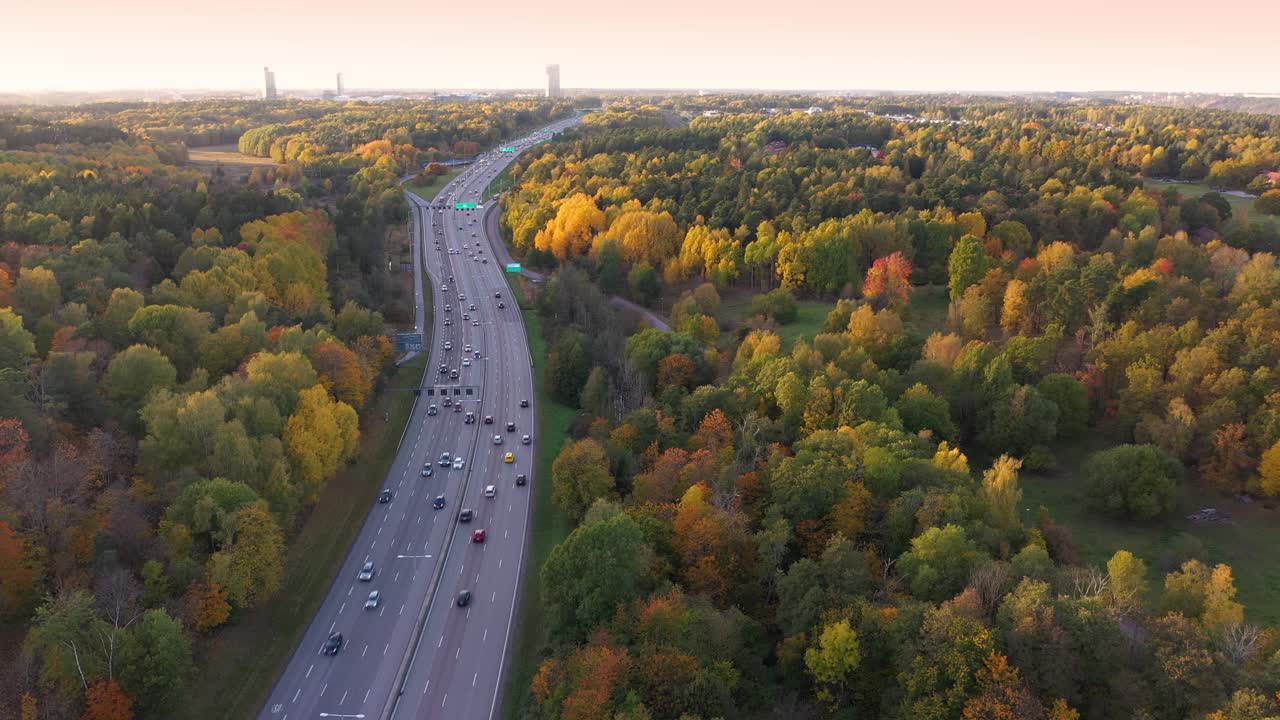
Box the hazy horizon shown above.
[4,0,1278,95]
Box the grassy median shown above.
[503,279,576,720]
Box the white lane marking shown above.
[491,591,496,602]
[320,683,327,697]
[370,541,376,550]
[347,586,352,597]
[399,604,405,616]
[377,527,382,536]
[364,689,371,704]
[417,515,422,525]
[339,690,347,705]
[442,693,448,708]
[394,572,400,583]
[438,635,444,647]
[455,647,461,659]
[483,628,488,644]
[362,644,368,657]
[423,679,430,695]
[379,605,385,617]
[329,622,335,633]
[473,672,478,687]
[338,602,345,614]
[383,643,389,656]
[306,664,314,678]
[293,688,301,703]
[498,559,502,569]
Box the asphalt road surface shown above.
[260,115,581,720]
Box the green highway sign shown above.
[499,147,515,153]
[454,202,478,210]
[504,263,522,273]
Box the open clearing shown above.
[186,143,277,168]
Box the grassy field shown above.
[181,355,428,720]
[502,278,577,720]
[404,168,462,201]
[1143,178,1276,227]
[905,284,951,335]
[716,286,833,349]
[186,143,276,168]
[1021,436,1280,624]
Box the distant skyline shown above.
[4,0,1277,94]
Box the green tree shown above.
[1084,444,1181,520]
[1106,550,1148,613]
[0,307,37,371]
[948,234,989,301]
[98,288,145,349]
[541,508,650,641]
[1036,374,1088,438]
[15,266,62,322]
[105,345,177,430]
[547,330,592,407]
[898,524,985,602]
[118,609,192,714]
[127,304,212,376]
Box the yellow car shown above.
[503,452,515,464]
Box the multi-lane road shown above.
[260,115,580,720]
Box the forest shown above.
[0,98,569,719]
[499,98,1280,720]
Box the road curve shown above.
[258,115,580,720]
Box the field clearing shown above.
[1143,178,1276,227]
[186,143,276,168]
[1021,436,1280,625]
[404,168,462,201]
[717,285,833,349]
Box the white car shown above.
[365,590,381,609]
[452,457,465,470]
[462,358,471,367]
[484,485,496,499]
[493,435,503,445]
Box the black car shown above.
[323,632,343,655]
[456,590,472,607]
[378,489,393,503]
[459,508,474,522]
[497,301,505,308]
[433,495,446,510]
[494,292,502,299]
[520,399,529,408]
[516,473,527,486]
[506,421,516,432]
[484,415,494,425]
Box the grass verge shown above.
[502,279,576,720]
[1021,435,1280,624]
[404,168,462,201]
[1143,178,1276,227]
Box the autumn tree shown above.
[284,385,359,501]
[551,439,615,523]
[0,519,39,617]
[535,193,606,260]
[184,581,231,632]
[862,251,913,306]
[805,618,861,709]
[82,679,134,720]
[205,502,285,609]
[981,455,1024,532]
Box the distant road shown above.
[258,116,580,720]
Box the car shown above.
[439,364,448,374]
[482,258,488,263]
[474,350,482,359]
[504,452,515,463]
[493,434,503,445]
[449,369,458,378]
[427,404,438,416]
[443,341,452,350]
[433,495,446,509]
[520,399,529,408]
[506,421,516,432]
[522,434,531,445]
[462,358,471,367]
[484,415,494,425]
[452,457,465,469]
[444,305,452,312]
[472,320,480,326]
[464,412,476,424]
[472,528,486,543]
[495,292,502,299]
[365,590,381,609]
[323,632,343,655]
[454,403,462,413]
[464,344,471,353]
[456,590,472,607]
[469,304,477,311]
[516,473,527,486]
[497,301,505,308]
[484,484,496,498]
[421,465,433,477]
[462,313,469,321]
[444,319,451,326]
[357,561,375,581]
[439,452,452,466]
[378,489,393,503]
[459,508,474,522]
[442,397,452,407]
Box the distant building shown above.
[545,64,560,98]
[336,72,344,96]
[806,106,824,115]
[263,67,277,100]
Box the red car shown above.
[471,529,486,543]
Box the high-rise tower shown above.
[545,64,560,98]
[336,72,344,96]
[263,67,278,100]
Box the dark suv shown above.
[323,632,343,655]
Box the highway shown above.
[259,115,580,720]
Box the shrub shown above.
[1084,444,1182,520]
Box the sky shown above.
[4,0,1278,94]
